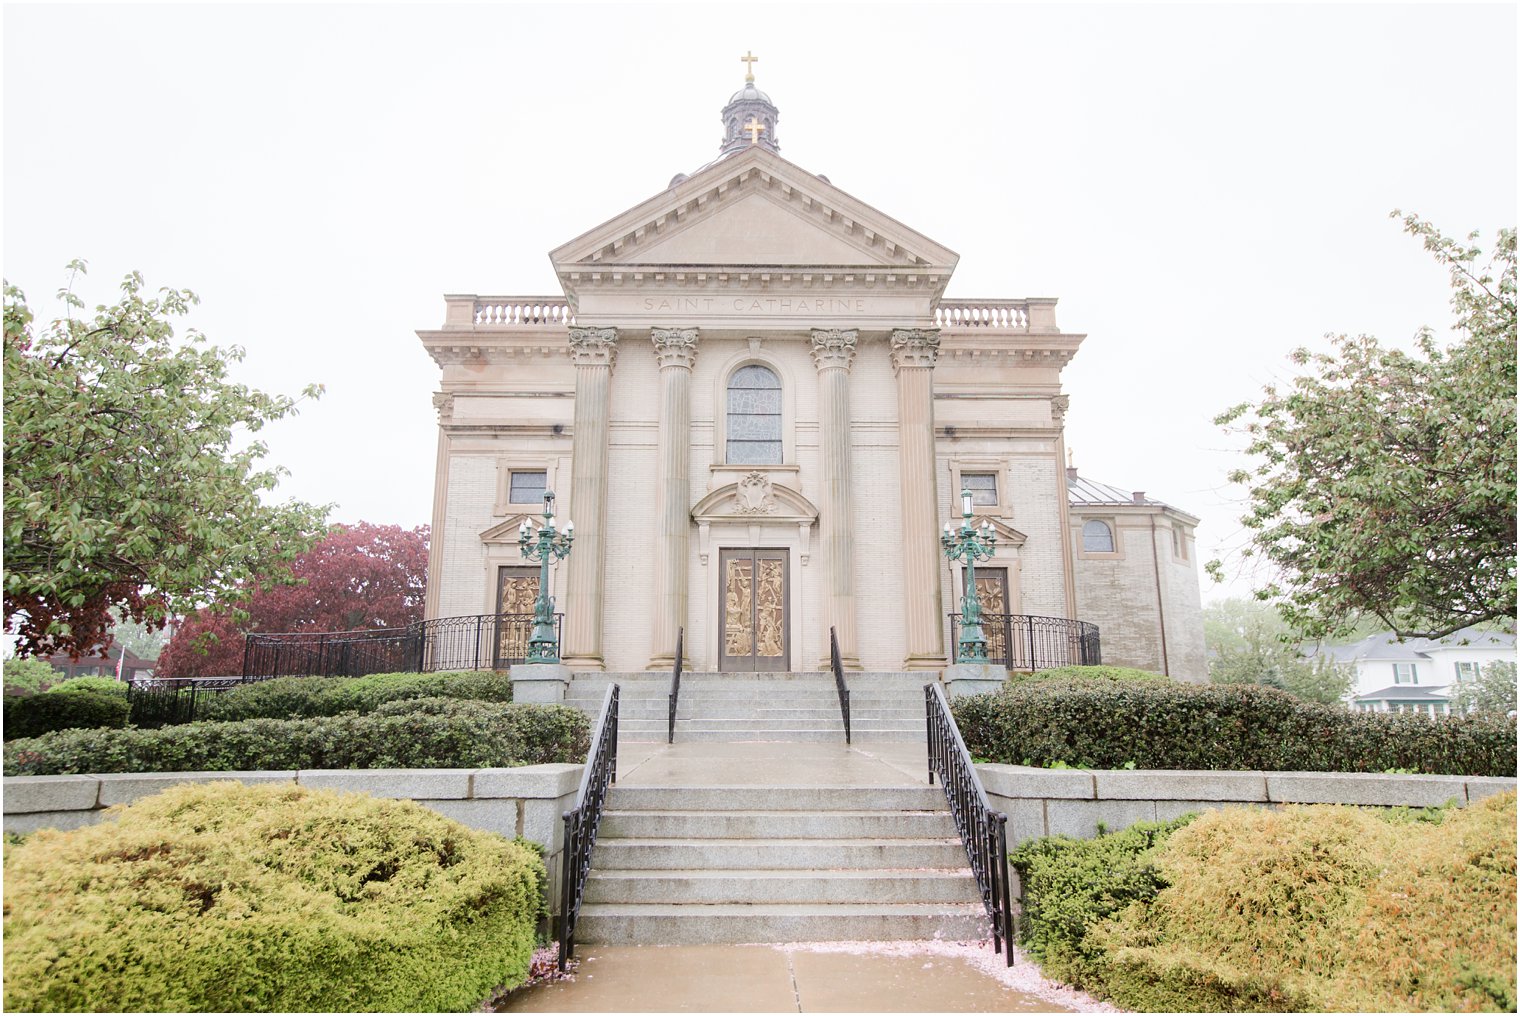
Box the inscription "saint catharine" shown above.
[641,296,867,314]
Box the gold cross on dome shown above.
[743,116,765,144]
[741,50,759,81]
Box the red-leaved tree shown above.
[157,523,428,678]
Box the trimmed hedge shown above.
[1011,665,1173,685]
[47,676,130,697]
[2,781,545,1012]
[953,678,1516,775]
[194,670,513,723]
[3,698,588,776]
[1014,794,1518,1012]
[3,689,131,741]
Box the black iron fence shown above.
[240,613,559,681]
[925,682,1014,965]
[947,613,1101,670]
[560,682,619,970]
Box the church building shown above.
[419,61,1206,681]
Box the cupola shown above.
[719,51,780,157]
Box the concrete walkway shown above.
[498,944,1091,1013]
[614,740,931,787]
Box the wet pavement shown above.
[497,943,1096,1013]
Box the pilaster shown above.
[810,328,860,669]
[891,328,946,669]
[562,326,618,670]
[649,327,698,668]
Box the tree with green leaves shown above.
[1204,597,1354,705]
[3,262,329,658]
[1213,215,1516,641]
[1451,660,1517,719]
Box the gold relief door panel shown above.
[495,567,539,667]
[719,548,789,672]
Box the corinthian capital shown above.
[651,327,699,370]
[889,328,941,371]
[568,326,619,368]
[809,328,858,372]
[431,391,454,422]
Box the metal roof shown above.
[1066,472,1169,508]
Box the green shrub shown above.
[2,781,544,1012]
[1013,665,1173,685]
[2,656,59,695]
[195,670,513,723]
[1092,794,1517,1012]
[3,689,131,741]
[3,700,589,775]
[1011,816,1196,991]
[47,675,129,697]
[953,678,1515,776]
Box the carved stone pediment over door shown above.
[691,474,820,565]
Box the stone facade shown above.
[418,74,1207,678]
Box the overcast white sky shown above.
[5,2,1516,605]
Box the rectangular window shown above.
[1455,661,1479,682]
[509,470,547,505]
[1393,662,1418,685]
[962,472,998,506]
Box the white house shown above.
[1309,627,1517,715]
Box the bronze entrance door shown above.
[494,566,539,668]
[719,548,789,672]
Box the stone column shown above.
[562,327,618,670]
[811,328,860,670]
[891,329,946,669]
[648,327,698,669]
[1052,394,1079,621]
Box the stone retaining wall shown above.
[975,764,1518,846]
[3,766,585,912]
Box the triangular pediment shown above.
[987,519,1028,547]
[480,515,535,545]
[550,146,958,273]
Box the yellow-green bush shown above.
[1073,793,1517,1012]
[2,781,546,1012]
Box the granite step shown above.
[583,867,981,905]
[574,902,989,944]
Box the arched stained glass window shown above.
[726,365,782,464]
[1082,519,1115,553]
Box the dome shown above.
[728,82,773,105]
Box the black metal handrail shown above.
[830,625,851,744]
[925,682,1014,966]
[240,612,561,681]
[559,682,619,971]
[948,613,1101,670]
[667,627,684,744]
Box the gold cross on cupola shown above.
[743,116,765,144]
[741,50,759,82]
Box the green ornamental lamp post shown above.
[942,487,998,664]
[517,491,574,664]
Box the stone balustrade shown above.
[442,296,1066,335]
[442,295,577,329]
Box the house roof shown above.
[1312,626,1516,664]
[1356,685,1452,702]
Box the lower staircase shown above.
[562,670,989,947]
[576,782,986,944]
